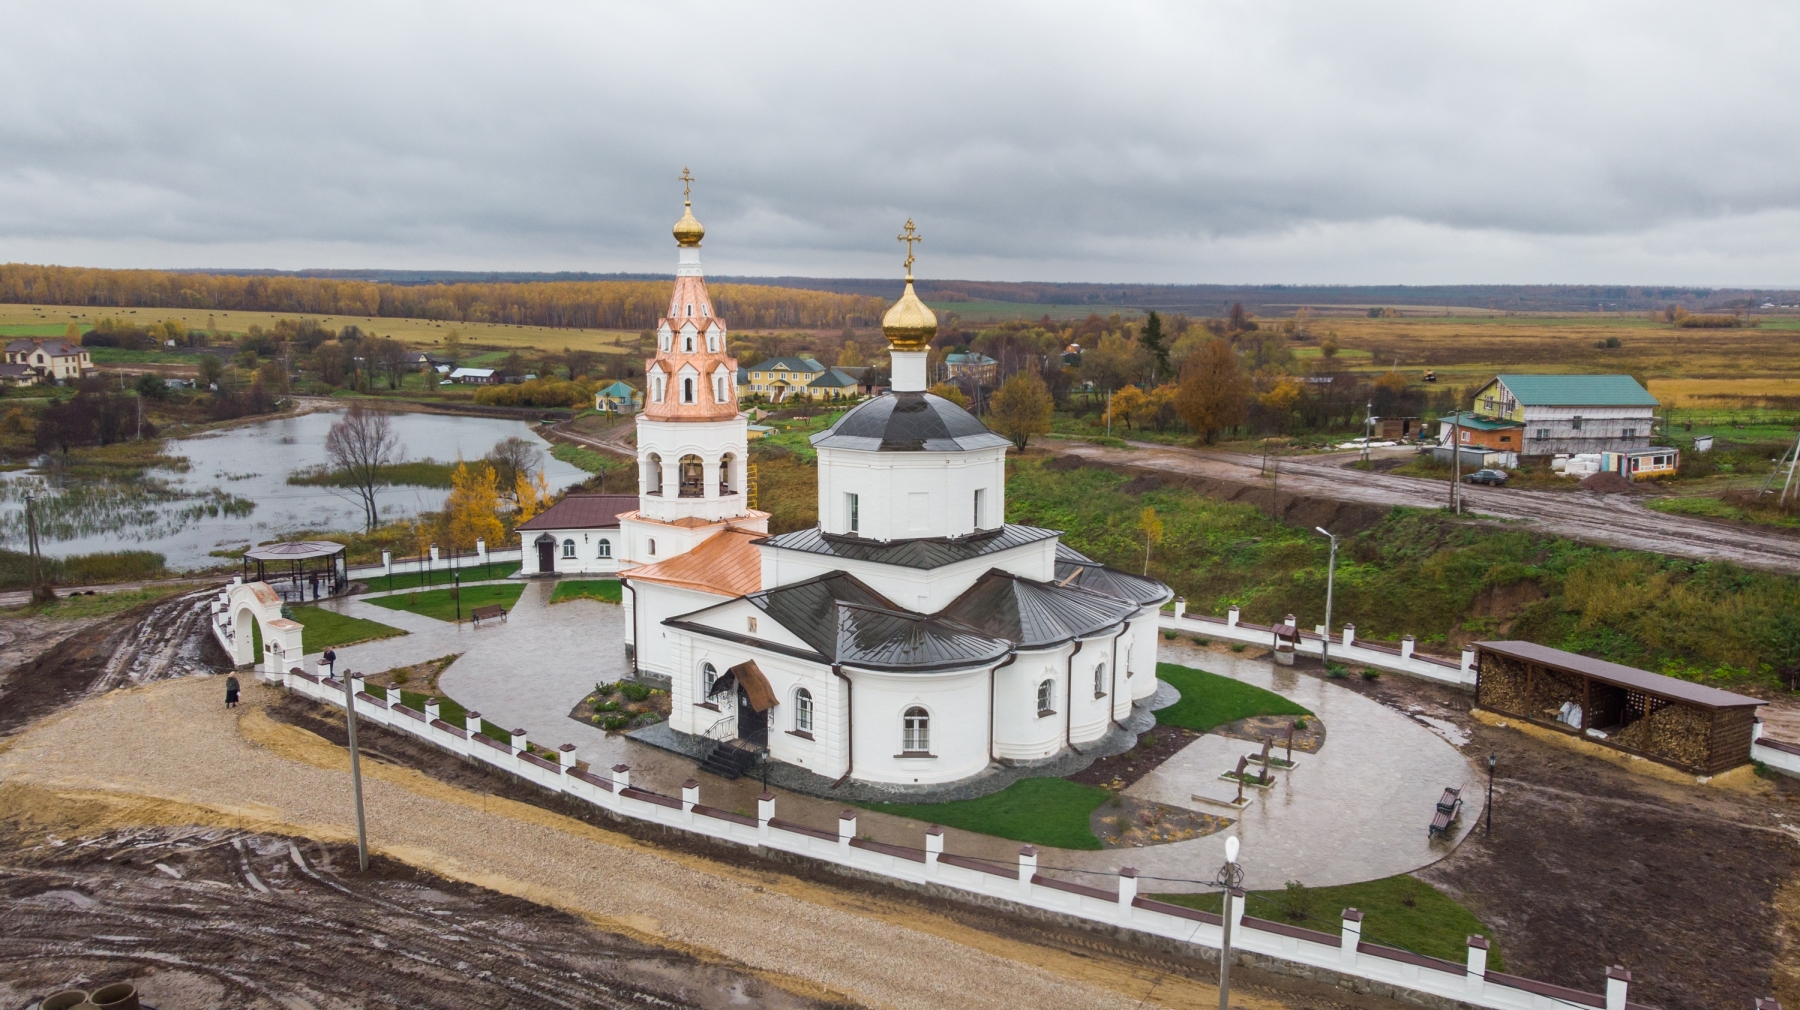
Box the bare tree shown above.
[324,403,401,531]
[486,435,544,501]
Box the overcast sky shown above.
[3,2,1799,285]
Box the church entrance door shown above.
[736,685,767,747]
[535,535,555,572]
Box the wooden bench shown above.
[470,604,508,627]
[1428,786,1462,838]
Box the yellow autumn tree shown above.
[515,468,550,522]
[446,461,505,552]
[1138,506,1163,575]
[1109,385,1149,431]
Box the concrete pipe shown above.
[88,984,140,1010]
[39,991,89,1010]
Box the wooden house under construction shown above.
[1474,640,1762,775]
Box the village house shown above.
[5,339,92,382]
[745,356,826,401]
[941,351,997,385]
[593,380,642,414]
[517,493,638,576]
[1467,373,1659,457]
[448,367,498,384]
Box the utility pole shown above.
[1105,389,1114,439]
[1316,527,1338,669]
[1215,836,1243,1010]
[1363,400,1373,466]
[1450,411,1463,515]
[341,667,370,871]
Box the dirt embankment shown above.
[1317,668,1799,1010]
[0,824,846,1010]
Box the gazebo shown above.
[242,541,348,603]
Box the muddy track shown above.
[0,587,228,737]
[0,826,846,1010]
[1053,439,1800,573]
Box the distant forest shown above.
[0,264,885,330]
[172,267,1800,315]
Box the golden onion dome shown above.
[882,277,937,351]
[672,201,705,247]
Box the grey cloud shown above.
[2,1,1799,284]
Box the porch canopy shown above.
[707,660,778,712]
[242,540,348,602]
[1474,640,1761,775]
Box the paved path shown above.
[1054,437,1800,574]
[311,587,1479,892]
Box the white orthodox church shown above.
[619,192,1171,788]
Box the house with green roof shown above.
[593,380,641,414]
[746,356,826,402]
[1467,374,1659,456]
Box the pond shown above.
[0,409,592,570]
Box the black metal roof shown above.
[833,603,1012,671]
[940,569,1137,649]
[810,391,1013,452]
[755,523,1060,570]
[1053,544,1171,608]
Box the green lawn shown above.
[365,561,520,591]
[366,583,524,623]
[288,605,407,653]
[1154,662,1310,733]
[1151,874,1503,968]
[853,777,1111,850]
[549,579,621,605]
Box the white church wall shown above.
[520,527,622,576]
[629,581,734,707]
[815,446,1006,541]
[675,596,815,655]
[1128,606,1163,702]
[1070,636,1119,745]
[849,665,990,784]
[993,650,1069,761]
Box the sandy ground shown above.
[0,676,1340,1010]
[1053,439,1800,574]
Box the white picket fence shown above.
[271,661,1666,1010]
[344,542,523,581]
[1161,601,1476,687]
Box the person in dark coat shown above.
[225,674,240,708]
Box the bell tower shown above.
[618,170,767,567]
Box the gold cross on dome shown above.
[897,219,923,275]
[679,167,695,202]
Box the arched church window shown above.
[686,303,693,316]
[1037,679,1055,716]
[648,538,657,556]
[596,538,611,559]
[682,377,695,403]
[902,707,929,754]
[684,333,694,352]
[645,453,662,495]
[678,455,704,497]
[794,688,814,733]
[562,539,576,559]
[1094,662,1107,697]
[719,453,734,494]
[701,662,717,700]
[714,374,728,402]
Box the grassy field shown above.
[0,303,638,354]
[1153,663,1311,732]
[923,300,1132,322]
[287,605,406,652]
[1151,873,1503,968]
[549,579,621,605]
[0,584,193,621]
[366,583,524,623]
[853,777,1112,850]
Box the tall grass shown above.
[0,548,167,590]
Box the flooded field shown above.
[0,410,589,570]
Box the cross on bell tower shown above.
[897,219,923,278]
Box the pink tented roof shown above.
[516,494,639,532]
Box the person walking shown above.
[225,674,240,708]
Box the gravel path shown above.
[0,677,1303,1010]
[1055,439,1800,573]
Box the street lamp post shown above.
[1486,753,1497,837]
[1215,835,1244,1010]
[454,571,462,623]
[1315,527,1338,669]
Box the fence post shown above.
[924,825,943,875]
[1342,623,1355,648]
[381,550,392,576]
[1461,647,1477,675]
[1340,908,1363,965]
[1173,597,1186,621]
[838,810,856,852]
[1117,867,1138,922]
[350,672,366,698]
[1017,845,1037,897]
[611,763,630,791]
[430,544,440,563]
[1605,966,1630,1010]
[466,710,483,736]
[1401,635,1415,660]
[757,791,775,841]
[1465,935,1488,996]
[511,728,527,755]
[681,779,698,813]
[476,538,488,565]
[387,685,401,708]
[425,698,440,723]
[1227,605,1240,628]
[558,743,576,771]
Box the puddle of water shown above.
[0,409,590,569]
